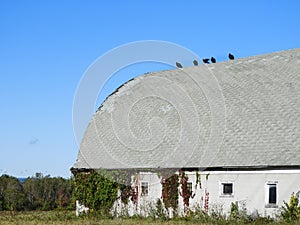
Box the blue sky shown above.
[0,1,299,178]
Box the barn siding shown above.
[113,170,300,218]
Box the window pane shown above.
[187,182,192,195]
[141,182,148,195]
[223,183,233,194]
[269,185,276,204]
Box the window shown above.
[269,184,276,204]
[220,182,234,196]
[223,183,233,194]
[265,182,278,207]
[187,182,193,195]
[141,182,149,196]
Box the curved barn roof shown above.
[74,48,300,170]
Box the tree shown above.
[23,173,74,210]
[0,175,27,210]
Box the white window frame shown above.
[265,181,278,208]
[219,182,234,197]
[140,181,149,196]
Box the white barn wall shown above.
[113,172,163,217]
[113,170,300,218]
[137,172,162,216]
[207,170,300,217]
[184,170,300,217]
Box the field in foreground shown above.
[0,211,202,225]
[0,210,293,225]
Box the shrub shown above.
[154,199,167,220]
[74,171,119,215]
[280,192,300,222]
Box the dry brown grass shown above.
[0,211,210,225]
[0,210,288,225]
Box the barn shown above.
[72,48,300,218]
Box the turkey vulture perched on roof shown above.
[202,58,210,64]
[211,57,216,63]
[176,62,183,68]
[228,53,234,60]
[193,60,198,66]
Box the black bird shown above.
[228,53,234,60]
[202,58,210,64]
[193,60,198,66]
[176,62,183,68]
[211,57,216,63]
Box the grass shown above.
[0,210,296,225]
[0,210,209,225]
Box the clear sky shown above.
[0,1,299,178]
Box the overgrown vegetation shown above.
[161,174,179,211]
[0,209,279,225]
[280,192,300,222]
[179,170,191,212]
[1,173,300,224]
[73,171,119,214]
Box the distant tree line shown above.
[0,173,74,211]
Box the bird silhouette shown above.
[228,53,234,60]
[211,57,216,63]
[193,60,198,66]
[176,62,183,68]
[202,58,210,64]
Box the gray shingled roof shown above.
[74,48,300,170]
